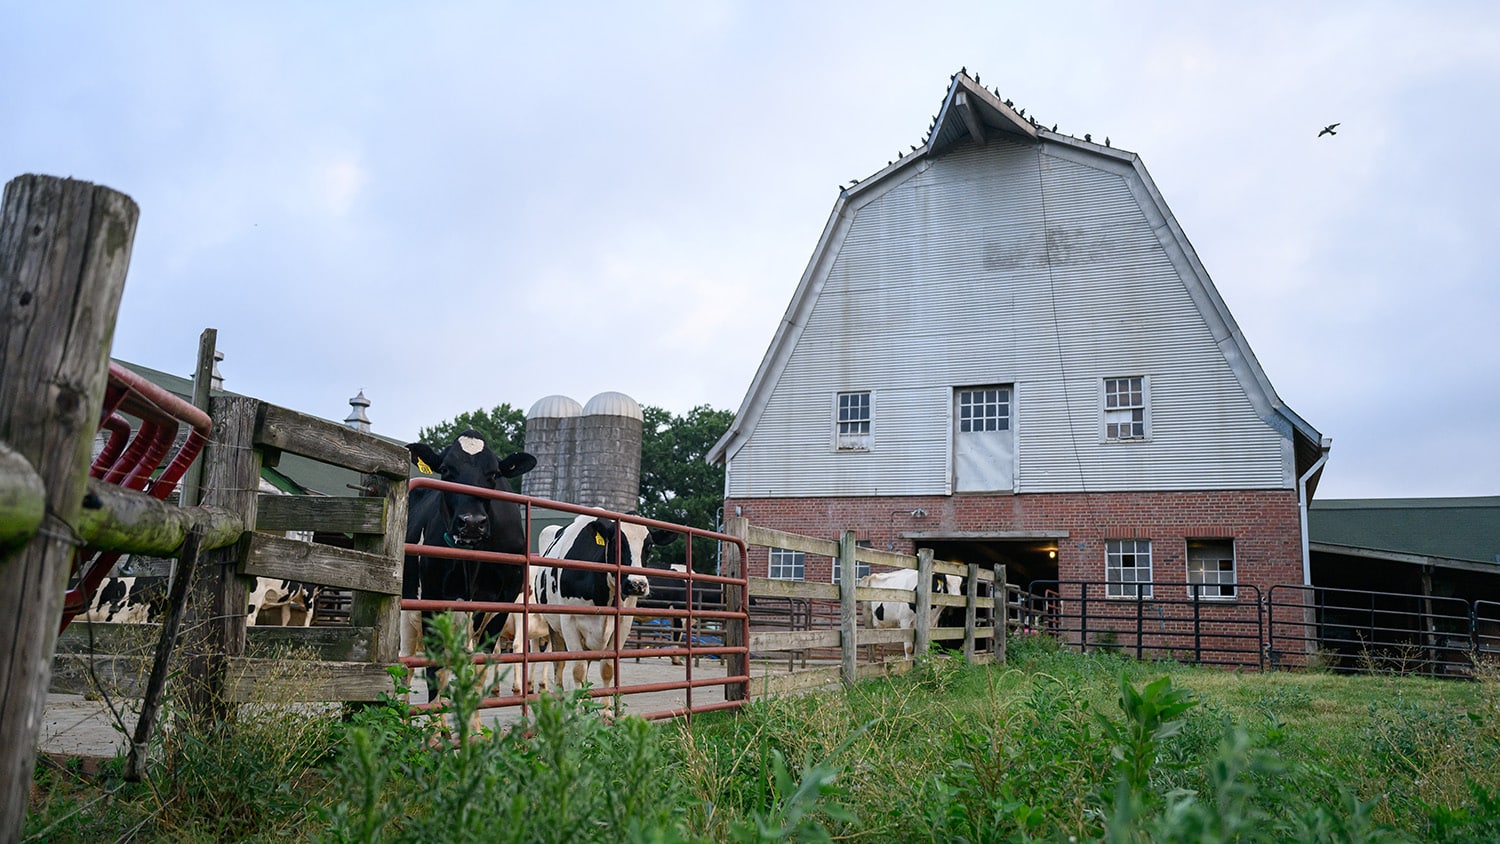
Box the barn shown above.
[707,70,1329,643]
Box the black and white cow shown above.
[860,569,964,658]
[402,429,536,700]
[246,579,321,626]
[79,576,169,624]
[532,513,677,690]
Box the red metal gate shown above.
[402,480,750,723]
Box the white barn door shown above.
[954,386,1013,493]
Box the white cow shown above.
[531,514,678,690]
[860,569,963,658]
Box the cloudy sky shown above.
[5,2,1496,500]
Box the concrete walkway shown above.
[36,655,767,761]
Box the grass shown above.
[26,627,1500,842]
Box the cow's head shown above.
[555,515,678,598]
[407,429,536,548]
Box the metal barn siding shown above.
[725,137,1289,499]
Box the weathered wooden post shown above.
[914,549,934,658]
[180,395,259,721]
[722,515,748,701]
[0,175,138,840]
[993,564,1007,663]
[839,530,858,684]
[964,563,979,661]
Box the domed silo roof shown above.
[527,394,584,419]
[583,391,641,420]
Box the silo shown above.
[522,394,583,503]
[576,391,643,513]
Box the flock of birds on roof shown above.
[840,67,1111,192]
[841,69,1338,192]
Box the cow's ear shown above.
[589,518,618,545]
[649,529,679,547]
[499,451,537,478]
[407,443,442,474]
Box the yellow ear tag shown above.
[595,533,606,546]
[416,458,434,475]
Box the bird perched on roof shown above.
[1105,137,1111,147]
[1318,123,1340,137]
[1051,123,1058,132]
[1084,133,1092,142]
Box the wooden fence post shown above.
[350,472,406,663]
[181,395,259,722]
[177,327,217,508]
[964,563,979,661]
[914,549,934,658]
[839,530,858,685]
[993,564,1007,663]
[722,515,749,700]
[0,175,137,841]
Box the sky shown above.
[4,2,1497,500]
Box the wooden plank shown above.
[0,175,137,834]
[247,626,376,663]
[224,657,396,703]
[255,494,386,535]
[0,443,43,550]
[750,629,841,651]
[851,544,918,570]
[745,525,838,558]
[750,664,842,696]
[749,576,839,601]
[241,533,400,595]
[255,403,409,478]
[859,629,912,646]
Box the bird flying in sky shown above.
[1319,123,1340,137]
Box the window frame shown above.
[832,541,872,583]
[1105,538,1153,599]
[1186,538,1237,600]
[955,385,1012,434]
[768,547,805,580]
[834,390,873,452]
[1100,376,1150,442]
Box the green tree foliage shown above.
[416,404,527,457]
[639,404,734,572]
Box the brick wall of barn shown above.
[725,489,1304,590]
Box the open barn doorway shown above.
[916,538,1061,588]
[915,537,1062,633]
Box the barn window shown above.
[768,547,805,580]
[1106,539,1152,598]
[835,391,872,451]
[832,541,872,583]
[1187,539,1236,599]
[957,387,1010,432]
[1102,376,1148,441]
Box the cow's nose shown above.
[626,576,650,597]
[457,512,489,536]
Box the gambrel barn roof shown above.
[709,69,1326,491]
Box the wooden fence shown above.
[720,516,1007,697]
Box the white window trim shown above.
[1099,375,1151,443]
[833,390,874,452]
[1186,538,1237,601]
[768,547,805,581]
[1105,538,1153,599]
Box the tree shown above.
[638,404,734,573]
[417,404,527,456]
